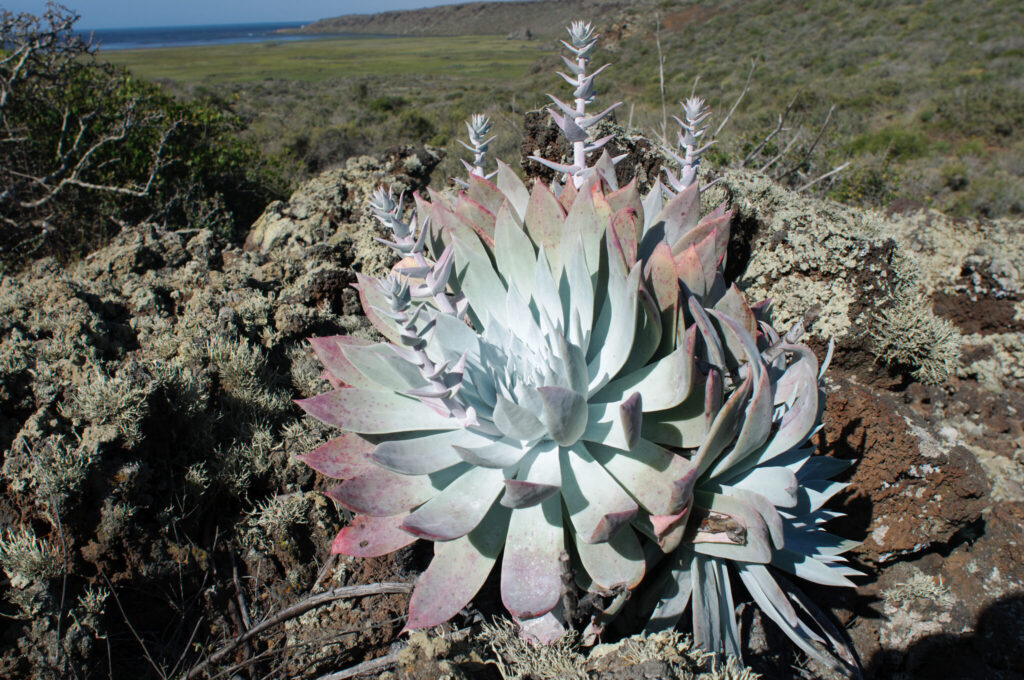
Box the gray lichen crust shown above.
[707,168,961,383]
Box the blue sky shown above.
[4,1,518,30]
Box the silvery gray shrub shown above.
[296,20,860,675]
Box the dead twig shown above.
[778,104,836,182]
[759,130,803,174]
[100,570,170,680]
[203,617,408,680]
[742,93,797,168]
[796,161,850,192]
[655,16,668,145]
[714,59,756,138]
[183,582,412,680]
[315,651,402,680]
[230,552,251,631]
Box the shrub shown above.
[0,3,284,269]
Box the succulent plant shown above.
[296,21,860,676]
[457,114,496,184]
[529,21,622,186]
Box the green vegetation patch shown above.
[105,35,546,84]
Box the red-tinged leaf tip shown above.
[331,515,417,558]
[325,468,436,517]
[403,538,498,631]
[619,392,643,450]
[649,504,692,552]
[295,432,374,479]
[645,240,680,313]
[500,480,559,508]
[584,508,638,544]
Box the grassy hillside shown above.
[286,0,629,38]
[107,35,546,83]
[603,0,1024,217]
[107,0,1024,217]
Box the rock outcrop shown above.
[2,130,1022,679]
[0,147,434,678]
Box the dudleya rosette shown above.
[295,20,861,676]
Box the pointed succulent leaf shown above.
[773,549,858,588]
[654,183,700,245]
[761,344,820,461]
[331,514,417,558]
[453,438,528,468]
[537,385,588,446]
[796,456,854,482]
[594,334,695,411]
[355,273,403,344]
[523,181,566,268]
[587,439,698,516]
[562,183,608,278]
[575,523,645,591]
[610,207,639,267]
[692,371,752,477]
[455,194,496,245]
[501,495,564,618]
[675,245,708,299]
[297,388,457,434]
[493,395,546,441]
[403,504,509,631]
[619,392,643,450]
[297,432,376,480]
[325,466,452,517]
[340,342,430,393]
[692,557,742,661]
[370,430,476,475]
[640,383,708,448]
[643,544,696,632]
[562,444,638,543]
[401,466,505,540]
[467,173,506,218]
[309,335,374,388]
[587,258,640,393]
[493,202,538,300]
[500,441,561,508]
[547,108,588,143]
[578,101,622,129]
[529,155,580,178]
[495,160,530,221]
[728,466,799,508]
[452,235,508,330]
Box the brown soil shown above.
[932,290,1024,335]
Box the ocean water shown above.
[78,22,366,51]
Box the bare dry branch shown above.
[182,582,413,680]
[714,59,756,138]
[742,92,797,168]
[316,652,402,680]
[759,129,803,174]
[778,104,837,183]
[655,17,668,145]
[796,161,851,192]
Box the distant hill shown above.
[282,0,632,38]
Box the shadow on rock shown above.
[867,592,1024,679]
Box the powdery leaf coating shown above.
[294,22,861,676]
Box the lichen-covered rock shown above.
[385,624,759,680]
[882,205,1024,391]
[705,169,961,385]
[0,147,433,678]
[245,145,442,277]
